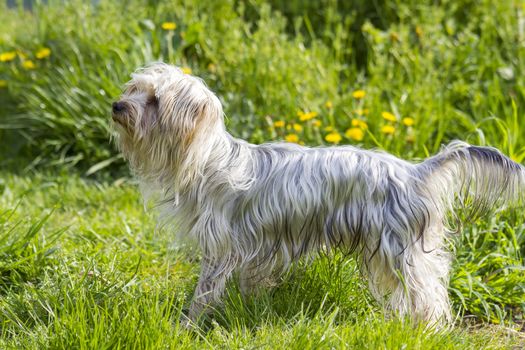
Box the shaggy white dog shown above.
[112,63,524,324]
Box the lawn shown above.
[1,172,523,349]
[1,0,524,348]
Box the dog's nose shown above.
[112,101,126,113]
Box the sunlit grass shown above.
[0,172,523,348]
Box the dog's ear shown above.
[144,95,159,124]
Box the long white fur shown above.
[112,63,525,324]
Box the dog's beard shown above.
[112,62,525,325]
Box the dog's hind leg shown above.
[364,222,452,324]
[238,261,262,296]
[238,254,279,296]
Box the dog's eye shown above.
[146,95,158,106]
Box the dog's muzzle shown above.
[112,101,127,124]
[112,101,126,113]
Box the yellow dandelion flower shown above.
[381,125,396,135]
[415,26,423,38]
[285,134,299,143]
[311,119,321,128]
[36,47,51,59]
[293,123,303,132]
[325,132,342,144]
[0,80,7,88]
[0,51,16,62]
[381,111,397,122]
[22,60,36,69]
[402,117,415,127]
[345,127,364,141]
[273,120,285,128]
[325,100,333,109]
[161,22,177,30]
[181,66,192,75]
[300,113,313,121]
[390,32,400,42]
[298,111,318,121]
[354,108,369,116]
[351,119,368,130]
[352,90,366,99]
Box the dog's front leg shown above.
[187,255,236,322]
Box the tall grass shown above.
[0,173,523,348]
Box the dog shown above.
[111,62,524,325]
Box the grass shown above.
[1,0,525,348]
[0,172,523,349]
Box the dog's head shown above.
[112,63,223,177]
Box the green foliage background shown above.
[2,0,525,169]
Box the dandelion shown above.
[285,134,299,143]
[402,117,415,127]
[0,80,6,88]
[293,123,303,132]
[415,26,423,38]
[181,66,192,74]
[325,131,342,144]
[161,22,177,30]
[390,32,400,42]
[381,125,395,135]
[0,51,16,62]
[381,111,397,122]
[273,120,285,128]
[345,128,364,141]
[351,119,368,129]
[325,100,333,109]
[352,90,366,99]
[354,108,369,116]
[22,60,36,69]
[298,111,318,121]
[36,47,51,59]
[311,119,321,128]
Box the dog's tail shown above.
[418,141,525,219]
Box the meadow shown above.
[0,0,524,348]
